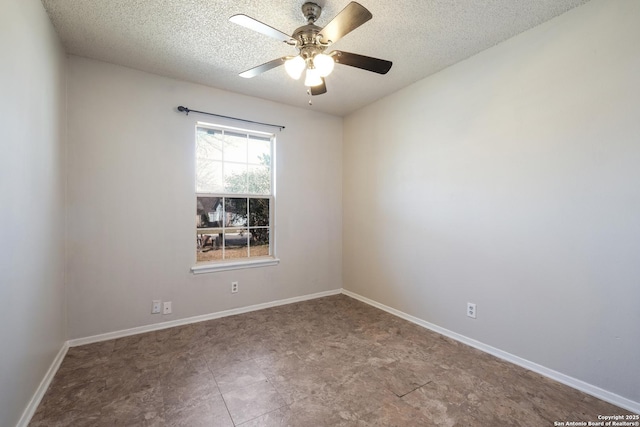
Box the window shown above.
[193,123,277,273]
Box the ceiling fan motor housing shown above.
[293,23,327,61]
[296,2,328,62]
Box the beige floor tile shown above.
[222,379,287,425]
[165,394,233,427]
[285,393,362,426]
[161,371,220,410]
[29,294,634,426]
[213,359,268,394]
[100,386,165,426]
[236,407,291,426]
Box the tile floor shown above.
[29,294,631,426]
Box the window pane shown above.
[224,162,248,193]
[196,197,223,228]
[248,136,271,166]
[247,165,270,195]
[249,228,270,258]
[224,198,247,227]
[196,128,223,160]
[195,125,274,265]
[249,198,270,227]
[223,132,247,163]
[196,159,223,193]
[224,229,249,259]
[197,233,222,262]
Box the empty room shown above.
[1,0,639,425]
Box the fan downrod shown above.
[302,2,322,23]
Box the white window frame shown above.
[191,122,279,274]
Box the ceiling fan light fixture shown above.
[285,55,306,80]
[231,2,392,97]
[313,53,335,77]
[304,68,323,87]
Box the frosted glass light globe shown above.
[285,56,305,80]
[304,68,323,87]
[313,54,335,77]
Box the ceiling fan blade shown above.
[318,2,372,44]
[310,78,327,96]
[331,50,392,74]
[230,14,295,44]
[239,57,287,78]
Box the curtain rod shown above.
[177,106,285,131]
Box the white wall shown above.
[66,56,343,339]
[0,0,67,425]
[344,0,640,405]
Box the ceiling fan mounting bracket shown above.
[301,2,322,24]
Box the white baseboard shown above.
[341,289,640,414]
[16,341,69,427]
[68,288,342,347]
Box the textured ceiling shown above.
[41,0,589,116]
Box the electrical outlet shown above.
[152,300,161,314]
[467,302,477,319]
[163,301,172,315]
[231,281,238,293]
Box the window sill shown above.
[191,257,280,274]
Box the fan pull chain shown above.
[307,88,312,105]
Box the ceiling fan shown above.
[229,1,392,96]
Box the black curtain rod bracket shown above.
[177,106,284,131]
